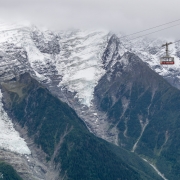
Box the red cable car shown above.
[160,42,174,65]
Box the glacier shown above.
[57,29,109,106]
[0,90,31,155]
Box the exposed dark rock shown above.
[102,34,121,70]
[31,28,60,55]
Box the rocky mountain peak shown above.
[102,34,121,70]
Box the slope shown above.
[1,73,162,180]
[0,161,23,180]
[94,51,180,179]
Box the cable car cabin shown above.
[160,57,174,65]
[160,42,174,65]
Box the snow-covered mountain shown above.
[1,21,180,180]
[118,35,180,89]
[0,21,180,153]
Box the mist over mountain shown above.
[1,0,180,38]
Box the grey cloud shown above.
[0,0,180,39]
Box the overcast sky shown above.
[0,0,180,38]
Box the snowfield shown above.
[0,90,31,154]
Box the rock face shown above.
[31,27,60,54]
[102,34,121,70]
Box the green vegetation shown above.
[2,73,162,180]
[0,161,23,180]
[94,54,180,179]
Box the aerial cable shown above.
[119,18,180,39]
[172,39,180,44]
[117,19,180,65]
[127,23,180,41]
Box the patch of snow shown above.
[142,158,168,180]
[132,118,149,152]
[0,90,31,155]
